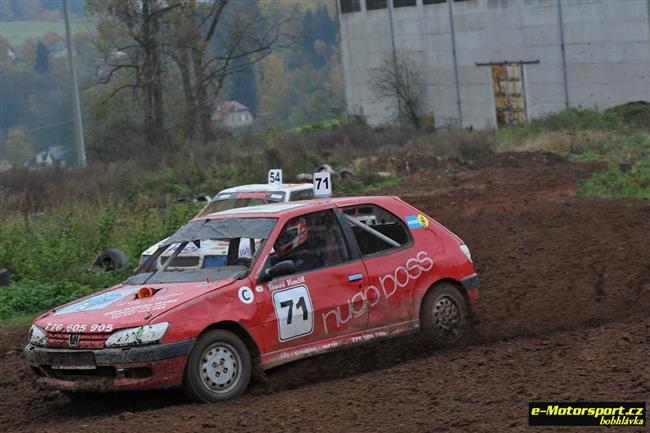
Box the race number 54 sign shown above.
[313,172,332,198]
[268,169,283,185]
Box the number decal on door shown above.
[272,285,313,341]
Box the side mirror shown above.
[263,260,296,282]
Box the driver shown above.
[274,217,322,273]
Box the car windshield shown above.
[126,217,276,284]
[197,192,286,217]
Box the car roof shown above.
[198,196,398,220]
[218,183,313,194]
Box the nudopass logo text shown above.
[322,251,434,334]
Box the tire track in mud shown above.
[1,152,648,432]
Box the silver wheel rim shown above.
[432,295,462,341]
[199,342,242,394]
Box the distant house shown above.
[7,46,17,61]
[0,160,11,172]
[48,41,66,58]
[211,101,254,128]
[35,146,67,167]
[47,41,76,58]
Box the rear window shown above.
[342,204,411,256]
[289,190,314,201]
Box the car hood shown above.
[34,278,234,332]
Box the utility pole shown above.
[63,0,86,167]
[447,0,463,128]
[557,0,570,109]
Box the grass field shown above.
[0,20,89,46]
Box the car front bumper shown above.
[24,339,193,392]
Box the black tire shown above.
[92,249,129,272]
[183,330,252,403]
[0,268,10,286]
[420,282,468,347]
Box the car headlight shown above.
[459,244,472,262]
[105,323,170,348]
[29,325,47,347]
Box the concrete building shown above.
[337,0,650,129]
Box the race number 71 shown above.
[272,285,313,341]
[313,172,332,198]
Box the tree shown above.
[34,41,49,74]
[91,0,290,145]
[370,51,425,128]
[258,54,290,123]
[5,127,34,166]
[89,0,180,149]
[226,60,259,114]
[0,1,15,20]
[166,0,290,142]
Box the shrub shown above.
[579,159,650,199]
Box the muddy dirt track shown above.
[1,152,648,433]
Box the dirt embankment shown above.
[1,152,648,433]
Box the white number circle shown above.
[238,286,254,304]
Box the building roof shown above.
[216,100,250,114]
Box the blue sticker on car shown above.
[405,214,430,229]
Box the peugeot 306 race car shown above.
[139,183,314,270]
[25,196,479,402]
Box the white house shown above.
[211,101,254,128]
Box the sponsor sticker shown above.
[53,288,138,316]
[405,214,429,229]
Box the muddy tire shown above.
[420,282,468,347]
[183,330,252,403]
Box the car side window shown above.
[342,204,411,256]
[290,190,314,201]
[271,210,350,274]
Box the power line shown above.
[0,117,89,141]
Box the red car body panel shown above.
[25,196,478,391]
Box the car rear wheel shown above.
[420,282,468,347]
[183,330,252,403]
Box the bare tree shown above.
[89,0,180,149]
[167,0,291,143]
[91,0,291,146]
[370,51,425,128]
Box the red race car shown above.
[25,196,478,402]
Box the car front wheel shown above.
[183,330,252,403]
[420,282,468,347]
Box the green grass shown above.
[1,312,38,328]
[0,200,201,321]
[578,159,650,199]
[0,20,89,46]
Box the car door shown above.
[341,204,422,331]
[258,209,369,355]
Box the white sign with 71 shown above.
[313,172,332,197]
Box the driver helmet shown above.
[277,217,309,256]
